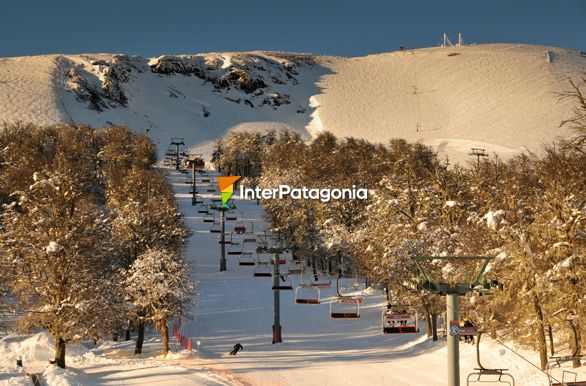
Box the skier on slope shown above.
[229,343,244,355]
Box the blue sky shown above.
[0,0,584,57]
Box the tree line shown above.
[0,124,195,368]
[212,79,586,370]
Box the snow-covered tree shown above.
[0,170,126,368]
[124,248,196,357]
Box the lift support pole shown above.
[447,292,460,386]
[413,256,493,386]
[272,248,282,343]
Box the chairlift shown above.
[201,176,211,183]
[209,222,221,233]
[206,184,216,193]
[197,204,209,214]
[337,270,363,296]
[548,357,586,386]
[335,275,364,303]
[192,196,203,205]
[288,260,304,274]
[253,261,272,277]
[238,252,255,266]
[271,256,288,265]
[301,269,331,288]
[243,226,256,243]
[185,157,205,170]
[226,211,238,221]
[330,275,363,319]
[295,285,320,304]
[460,324,479,341]
[330,297,361,319]
[227,236,242,255]
[234,222,246,234]
[280,249,293,261]
[466,330,515,385]
[272,274,293,291]
[218,232,232,245]
[382,306,419,334]
[203,212,215,223]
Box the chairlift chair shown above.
[192,196,203,205]
[253,261,272,277]
[272,274,293,291]
[280,249,293,261]
[547,356,586,386]
[271,256,288,265]
[335,275,364,303]
[197,204,209,214]
[295,285,320,304]
[330,297,361,319]
[243,234,256,243]
[218,232,232,245]
[226,211,238,221]
[466,331,515,385]
[238,252,255,266]
[460,325,479,340]
[227,236,242,255]
[234,222,246,234]
[201,176,211,183]
[300,268,332,288]
[337,271,363,296]
[206,184,216,193]
[382,306,420,334]
[209,222,221,233]
[242,222,256,243]
[203,212,215,223]
[288,260,304,274]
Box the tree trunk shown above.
[431,312,438,341]
[569,320,582,368]
[490,320,497,339]
[125,320,132,341]
[135,319,145,355]
[547,324,555,356]
[160,319,169,358]
[54,337,66,369]
[425,307,432,338]
[532,294,548,370]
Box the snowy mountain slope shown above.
[310,44,586,163]
[0,44,585,162]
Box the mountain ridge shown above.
[1,43,584,163]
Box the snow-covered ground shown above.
[0,331,230,385]
[2,168,585,385]
[1,44,585,163]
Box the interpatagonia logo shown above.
[218,176,241,208]
[240,184,368,202]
